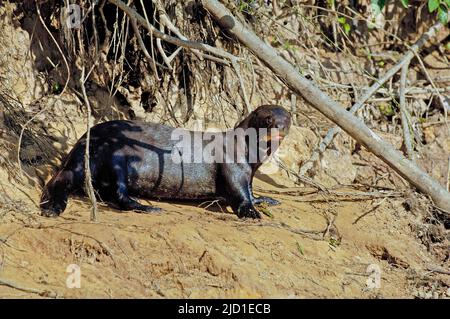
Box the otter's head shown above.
[235,105,291,165]
[237,105,291,144]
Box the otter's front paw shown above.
[40,200,64,217]
[41,208,62,218]
[237,203,261,219]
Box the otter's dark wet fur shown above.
[40,105,291,219]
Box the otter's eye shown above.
[265,116,273,127]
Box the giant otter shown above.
[40,105,291,219]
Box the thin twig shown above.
[413,52,449,128]
[231,58,252,115]
[399,62,414,160]
[353,197,389,224]
[426,265,450,276]
[0,278,58,298]
[80,66,98,221]
[138,0,160,79]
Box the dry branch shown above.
[130,17,160,80]
[152,0,201,63]
[202,0,450,212]
[139,0,160,78]
[231,58,252,114]
[107,0,238,61]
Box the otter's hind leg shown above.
[112,157,161,214]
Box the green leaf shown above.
[428,0,440,12]
[51,82,62,94]
[329,237,341,248]
[400,0,409,8]
[337,16,346,24]
[379,103,395,116]
[344,23,351,34]
[256,203,274,218]
[445,0,450,7]
[438,5,448,23]
[296,242,304,255]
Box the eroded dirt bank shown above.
[0,175,449,298]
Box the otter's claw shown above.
[254,196,280,206]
